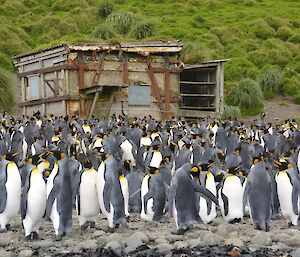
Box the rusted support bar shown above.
[78,61,85,89]
[88,91,100,119]
[145,57,163,120]
[146,67,181,73]
[122,52,129,86]
[92,53,106,86]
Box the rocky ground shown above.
[1,211,300,257]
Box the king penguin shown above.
[75,157,100,232]
[0,159,21,232]
[244,155,272,231]
[21,159,50,239]
[275,157,300,227]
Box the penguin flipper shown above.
[192,181,218,206]
[206,196,213,215]
[143,190,154,214]
[243,181,251,213]
[21,186,29,220]
[0,166,7,214]
[221,191,229,216]
[103,177,113,213]
[45,186,58,220]
[292,187,300,215]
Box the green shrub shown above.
[221,105,241,120]
[249,18,275,39]
[265,16,286,30]
[227,79,263,110]
[97,1,114,19]
[130,20,156,39]
[288,33,300,44]
[258,69,282,97]
[276,26,292,41]
[293,93,300,105]
[106,11,135,35]
[92,24,116,40]
[282,77,300,96]
[182,41,213,64]
[225,57,259,81]
[0,69,14,112]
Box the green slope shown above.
[0,0,299,112]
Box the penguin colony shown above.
[0,111,300,241]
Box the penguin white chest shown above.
[276,172,298,225]
[26,173,47,223]
[140,175,154,221]
[199,173,217,224]
[119,176,129,216]
[220,175,243,221]
[79,170,100,218]
[120,140,135,165]
[149,151,162,169]
[96,162,108,214]
[2,163,21,220]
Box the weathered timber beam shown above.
[88,91,100,119]
[17,64,77,78]
[18,95,79,107]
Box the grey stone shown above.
[132,231,149,244]
[124,247,134,254]
[250,233,272,246]
[31,240,54,249]
[92,230,106,238]
[271,232,287,242]
[291,248,300,257]
[269,243,292,252]
[217,224,236,237]
[168,234,184,243]
[157,243,174,255]
[189,239,205,248]
[248,244,264,252]
[155,237,169,245]
[105,241,123,256]
[284,236,300,247]
[0,250,13,257]
[105,234,123,244]
[18,250,34,257]
[202,231,223,246]
[63,239,77,247]
[78,239,98,250]
[174,241,189,249]
[125,234,144,249]
[224,238,244,248]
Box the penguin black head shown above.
[274,157,292,171]
[83,157,93,169]
[146,166,160,175]
[3,152,18,161]
[189,165,200,178]
[252,155,263,165]
[49,150,65,161]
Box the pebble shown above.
[201,231,223,246]
[105,241,123,256]
[105,233,123,244]
[157,243,174,254]
[168,234,183,243]
[174,241,189,249]
[0,250,13,257]
[248,244,264,252]
[18,249,34,257]
[78,239,98,250]
[269,242,293,252]
[155,237,169,245]
[31,240,54,249]
[124,246,134,254]
[291,248,300,257]
[131,231,149,244]
[125,234,144,249]
[189,238,206,248]
[250,233,272,246]
[92,230,106,238]
[284,236,300,247]
[224,238,244,248]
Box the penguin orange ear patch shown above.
[190,167,199,173]
[288,164,293,169]
[154,169,160,175]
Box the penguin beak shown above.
[12,152,19,157]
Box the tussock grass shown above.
[258,69,282,98]
[0,69,14,112]
[221,105,241,120]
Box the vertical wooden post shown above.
[219,62,225,114]
[88,91,100,119]
[215,63,221,114]
[78,60,84,89]
[164,55,171,120]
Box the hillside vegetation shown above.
[0,0,299,114]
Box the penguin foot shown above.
[0,228,8,233]
[288,222,294,228]
[271,213,280,220]
[55,235,63,241]
[32,232,39,240]
[229,218,241,224]
[24,235,31,241]
[89,221,96,229]
[5,224,11,231]
[80,224,89,234]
